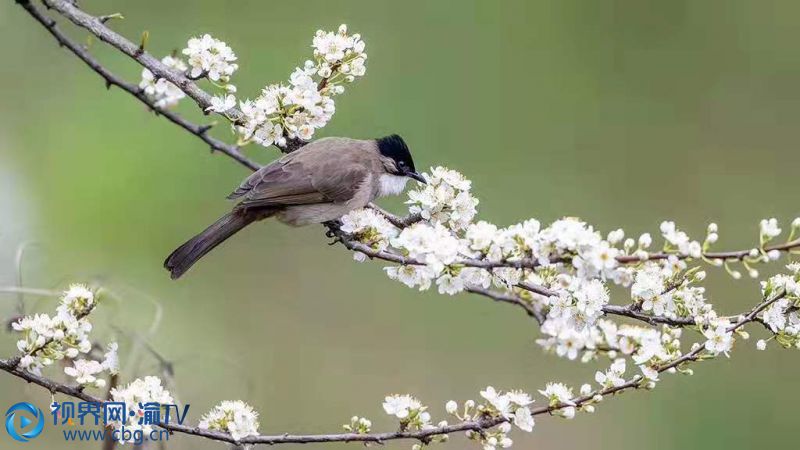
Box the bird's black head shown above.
[376,134,426,183]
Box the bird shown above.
[164,134,425,279]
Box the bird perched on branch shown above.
[164,134,425,279]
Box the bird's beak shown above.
[408,171,427,184]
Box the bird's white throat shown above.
[378,174,409,197]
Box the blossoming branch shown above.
[8,1,800,449]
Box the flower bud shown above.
[697,270,707,281]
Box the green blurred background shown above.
[1,0,799,448]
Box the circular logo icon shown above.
[5,402,44,442]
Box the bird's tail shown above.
[164,211,258,279]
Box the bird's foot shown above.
[323,220,343,243]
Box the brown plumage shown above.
[164,135,423,279]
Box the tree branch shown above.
[17,0,260,171]
[9,0,799,447]
[0,291,780,446]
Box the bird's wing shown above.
[310,161,371,204]
[228,158,307,200]
[232,157,370,208]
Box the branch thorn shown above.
[136,30,149,56]
[98,13,124,24]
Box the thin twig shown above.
[17,0,260,171]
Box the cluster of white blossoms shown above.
[140,34,237,111]
[407,167,478,230]
[338,165,800,445]
[198,400,260,441]
[108,376,175,441]
[140,56,188,108]
[183,34,239,83]
[383,395,444,434]
[343,416,372,434]
[477,387,535,432]
[63,342,119,388]
[339,208,398,261]
[756,263,800,350]
[138,26,366,147]
[12,284,105,375]
[234,24,367,145]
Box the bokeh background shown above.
[1,0,799,449]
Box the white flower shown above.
[506,390,533,407]
[702,324,734,356]
[762,298,788,332]
[595,359,626,388]
[253,123,285,148]
[445,400,458,414]
[199,400,260,441]
[109,376,174,440]
[60,284,94,314]
[639,365,659,382]
[436,273,464,295]
[760,218,781,239]
[313,29,353,63]
[340,209,398,254]
[631,266,664,303]
[756,339,767,351]
[182,34,238,82]
[391,222,462,274]
[64,359,105,387]
[607,229,625,244]
[206,94,236,113]
[384,265,438,291]
[382,394,421,419]
[102,342,119,374]
[479,386,511,417]
[344,416,372,434]
[538,383,576,406]
[140,56,188,108]
[659,221,700,256]
[513,407,534,432]
[573,279,610,325]
[406,167,477,230]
